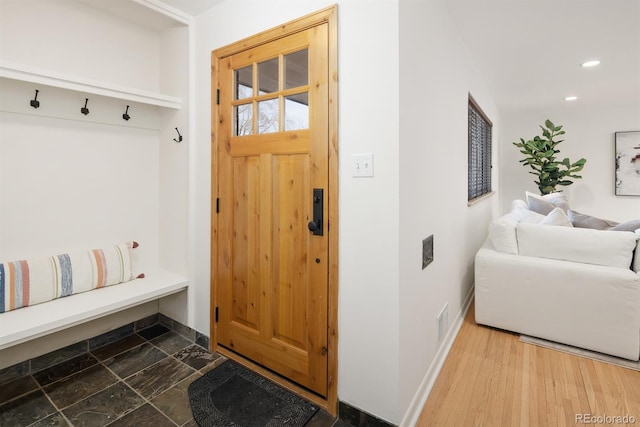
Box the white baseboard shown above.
[400,285,475,427]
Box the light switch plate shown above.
[352,153,374,177]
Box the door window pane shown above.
[285,92,308,131]
[234,103,253,136]
[235,66,253,100]
[258,58,279,95]
[284,49,308,89]
[258,99,279,134]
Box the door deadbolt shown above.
[308,188,323,236]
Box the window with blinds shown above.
[468,96,492,201]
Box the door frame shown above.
[210,5,339,414]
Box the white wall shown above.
[0,87,161,274]
[157,25,192,324]
[0,0,161,92]
[159,27,190,277]
[193,0,401,422]
[0,0,191,362]
[398,0,500,422]
[0,0,169,269]
[336,2,400,421]
[501,103,640,221]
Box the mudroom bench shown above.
[0,270,188,350]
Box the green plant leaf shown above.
[513,120,585,192]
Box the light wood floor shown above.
[417,303,640,426]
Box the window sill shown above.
[467,191,495,206]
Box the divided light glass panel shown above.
[233,48,310,136]
[234,103,253,136]
[234,65,253,136]
[257,57,279,134]
[284,49,309,132]
[285,93,308,131]
[284,49,308,89]
[235,65,252,100]
[258,58,279,95]
[258,99,279,134]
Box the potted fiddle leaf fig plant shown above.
[513,119,586,195]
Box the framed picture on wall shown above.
[615,130,640,196]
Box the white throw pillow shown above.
[489,214,519,254]
[512,207,546,224]
[539,207,573,227]
[517,223,638,269]
[511,199,529,211]
[526,191,570,215]
[488,200,550,255]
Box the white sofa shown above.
[475,200,640,361]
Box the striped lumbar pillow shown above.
[0,241,140,313]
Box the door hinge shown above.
[216,89,220,105]
[215,306,219,322]
[216,198,220,213]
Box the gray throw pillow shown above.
[610,219,640,232]
[526,191,570,215]
[567,210,619,230]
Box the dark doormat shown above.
[188,360,319,427]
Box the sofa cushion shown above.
[539,207,573,227]
[526,191,570,215]
[568,210,619,230]
[610,219,640,232]
[489,206,567,255]
[517,223,638,269]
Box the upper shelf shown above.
[0,60,182,110]
[74,0,191,31]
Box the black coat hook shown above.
[173,127,183,143]
[122,105,130,121]
[30,90,40,109]
[81,98,90,115]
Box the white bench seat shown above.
[0,270,188,350]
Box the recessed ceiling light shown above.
[565,96,578,101]
[581,60,600,68]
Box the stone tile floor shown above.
[0,325,344,426]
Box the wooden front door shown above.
[212,15,333,396]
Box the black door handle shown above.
[309,188,323,236]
